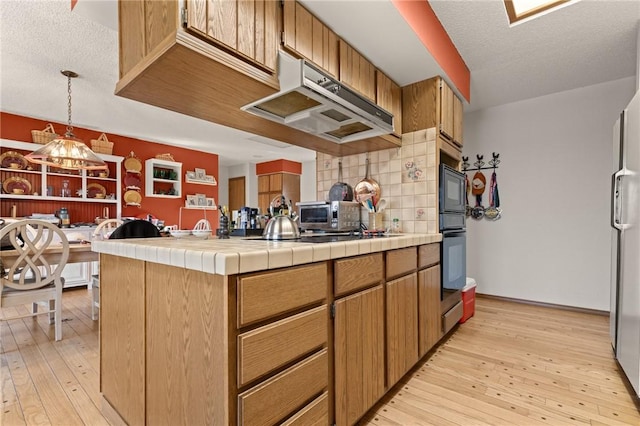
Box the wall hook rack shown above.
[462,152,501,171]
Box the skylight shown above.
[504,0,575,25]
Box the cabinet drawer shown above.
[238,305,327,387]
[442,301,463,335]
[238,349,328,426]
[334,253,383,297]
[281,391,328,426]
[418,243,440,269]
[386,247,417,279]
[238,263,328,327]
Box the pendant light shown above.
[25,70,108,171]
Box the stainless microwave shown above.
[297,201,361,232]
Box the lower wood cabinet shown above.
[386,273,419,387]
[237,305,327,387]
[100,245,447,426]
[238,349,328,426]
[281,391,329,426]
[418,265,442,357]
[334,285,385,426]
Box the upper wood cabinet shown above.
[116,0,402,157]
[376,70,402,137]
[186,0,278,73]
[282,1,339,78]
[402,76,464,149]
[339,39,376,103]
[257,173,300,215]
[453,94,464,146]
[439,79,455,141]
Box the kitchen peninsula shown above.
[92,233,447,426]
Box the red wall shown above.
[255,159,302,175]
[392,0,470,102]
[1,112,219,230]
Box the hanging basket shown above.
[90,133,114,155]
[31,123,59,144]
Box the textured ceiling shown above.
[428,0,640,111]
[1,0,638,166]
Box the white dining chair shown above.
[193,219,211,231]
[0,220,69,341]
[90,219,123,320]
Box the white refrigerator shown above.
[610,90,640,397]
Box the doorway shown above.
[228,176,246,212]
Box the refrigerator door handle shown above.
[612,168,630,231]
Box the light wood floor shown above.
[363,296,640,426]
[1,290,638,425]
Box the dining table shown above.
[1,241,97,267]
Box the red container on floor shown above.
[459,278,477,324]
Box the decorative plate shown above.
[1,151,27,170]
[3,176,31,194]
[124,172,142,189]
[124,189,142,205]
[124,153,142,172]
[87,183,107,198]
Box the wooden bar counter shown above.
[92,233,443,426]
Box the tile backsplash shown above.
[316,128,438,234]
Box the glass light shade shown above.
[25,132,108,171]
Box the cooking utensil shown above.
[376,198,387,213]
[471,170,486,220]
[328,159,354,202]
[354,157,381,207]
[262,215,301,240]
[484,170,501,220]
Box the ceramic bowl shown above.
[192,230,212,239]
[12,188,25,195]
[170,229,192,238]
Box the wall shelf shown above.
[1,138,124,219]
[145,158,182,198]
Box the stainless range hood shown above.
[241,51,393,144]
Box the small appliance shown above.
[297,201,360,232]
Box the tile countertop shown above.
[91,233,442,276]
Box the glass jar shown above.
[58,208,70,228]
[392,218,401,233]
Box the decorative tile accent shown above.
[315,129,439,235]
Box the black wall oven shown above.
[439,164,467,294]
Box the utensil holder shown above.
[368,212,384,231]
